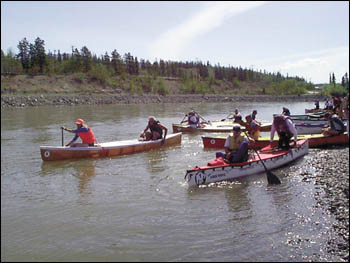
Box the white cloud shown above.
[148,1,267,61]
[252,46,349,83]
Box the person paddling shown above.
[140,116,168,144]
[61,118,98,147]
[187,110,201,128]
[245,114,261,140]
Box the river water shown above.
[1,101,343,261]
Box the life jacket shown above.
[247,120,260,140]
[273,115,292,135]
[149,120,163,136]
[77,126,96,144]
[228,134,245,151]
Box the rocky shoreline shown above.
[1,94,326,108]
[302,146,349,261]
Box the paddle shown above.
[61,127,64,146]
[191,109,210,124]
[243,131,281,185]
[221,113,232,121]
[180,114,188,123]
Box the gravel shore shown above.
[1,94,326,108]
[302,146,349,261]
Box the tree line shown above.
[1,37,349,96]
[1,37,303,81]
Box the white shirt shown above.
[270,118,298,143]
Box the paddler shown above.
[216,124,253,163]
[270,114,297,150]
[140,116,168,144]
[322,112,345,136]
[187,110,201,128]
[61,118,98,147]
[245,114,261,140]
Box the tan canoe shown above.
[40,132,182,161]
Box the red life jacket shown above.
[77,126,96,144]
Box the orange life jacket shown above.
[77,126,96,144]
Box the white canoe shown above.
[185,139,309,187]
[40,132,182,161]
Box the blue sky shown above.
[1,1,349,84]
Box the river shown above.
[1,101,343,261]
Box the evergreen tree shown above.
[80,46,92,73]
[16,38,30,72]
[34,37,46,73]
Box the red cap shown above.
[75,118,84,125]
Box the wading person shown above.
[270,114,297,150]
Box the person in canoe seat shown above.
[61,118,98,147]
[216,125,253,163]
[187,110,201,128]
[251,109,258,120]
[282,107,291,116]
[314,100,320,110]
[270,114,298,150]
[245,114,261,140]
[322,112,345,136]
[140,116,168,144]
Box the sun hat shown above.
[75,118,84,125]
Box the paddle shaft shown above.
[243,131,281,184]
[61,127,64,146]
[191,109,208,123]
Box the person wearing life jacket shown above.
[270,114,298,150]
[216,124,252,163]
[140,116,168,144]
[61,118,98,147]
[187,111,200,128]
[322,112,345,136]
[245,114,261,140]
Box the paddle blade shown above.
[266,171,281,184]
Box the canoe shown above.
[40,132,182,161]
[172,121,272,133]
[202,132,348,149]
[304,108,332,114]
[185,139,309,187]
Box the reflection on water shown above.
[40,159,96,197]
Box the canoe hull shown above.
[172,122,271,133]
[202,132,348,149]
[40,133,182,161]
[185,139,309,187]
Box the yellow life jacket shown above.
[228,134,245,151]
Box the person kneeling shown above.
[216,125,251,163]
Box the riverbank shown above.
[1,94,326,108]
[302,146,349,261]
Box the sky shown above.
[1,1,349,84]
